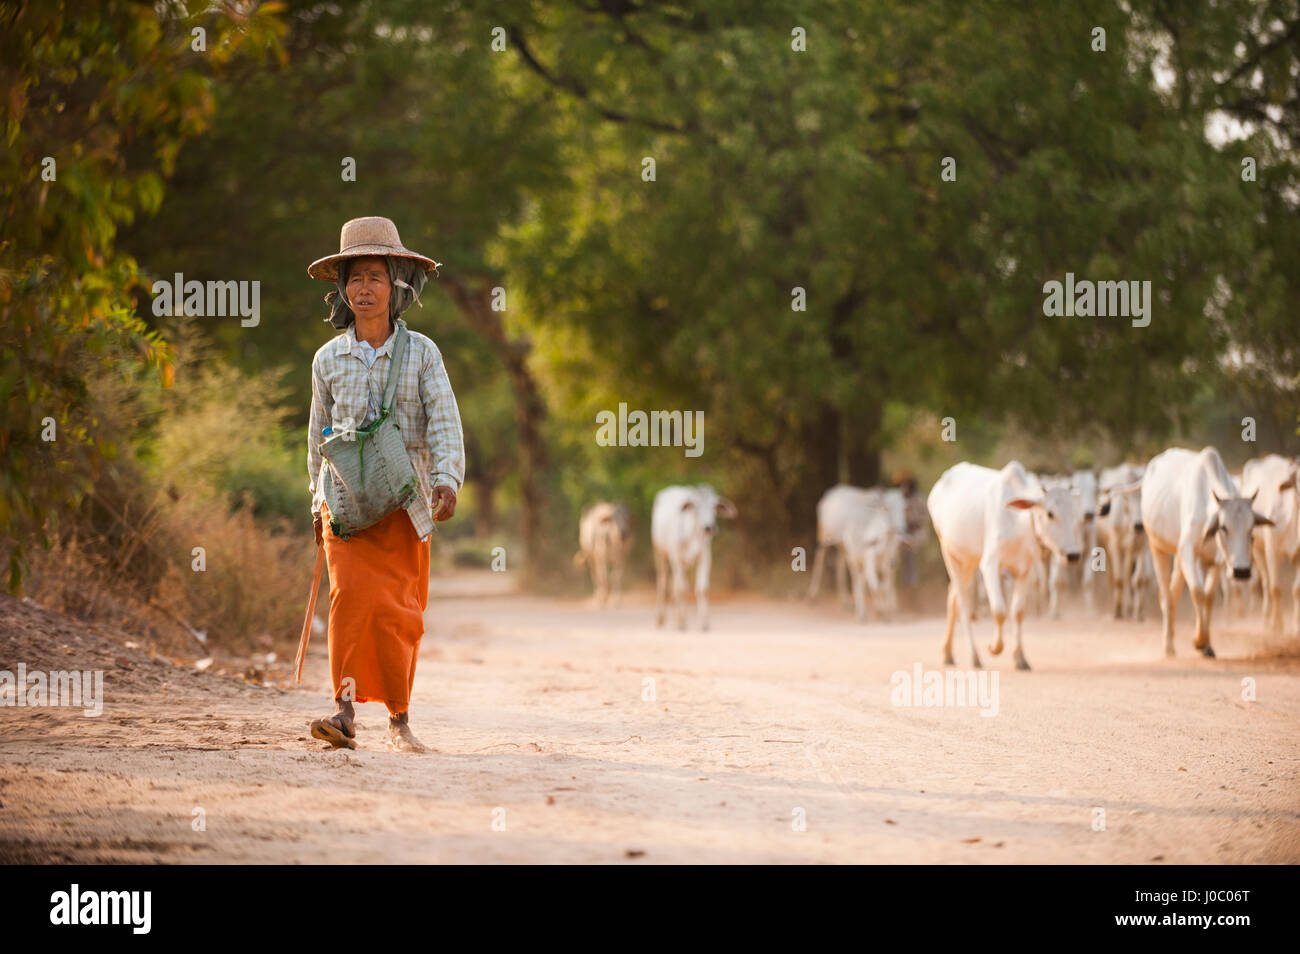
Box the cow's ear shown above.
[1253,511,1275,528]
[1006,497,1040,510]
[716,497,738,519]
[1203,512,1220,540]
[1280,472,1297,492]
[1098,499,1111,517]
[680,499,696,512]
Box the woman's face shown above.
[345,256,391,323]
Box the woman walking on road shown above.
[305,216,465,752]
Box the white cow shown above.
[841,504,901,621]
[927,461,1083,670]
[1072,469,1101,612]
[1036,473,1090,619]
[1097,463,1147,620]
[807,484,907,606]
[652,485,737,630]
[574,502,633,607]
[1222,471,1259,618]
[1141,447,1272,657]
[1240,455,1300,632]
[1132,546,1154,620]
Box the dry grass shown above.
[13,325,313,658]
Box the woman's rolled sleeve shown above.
[419,342,466,493]
[307,352,333,515]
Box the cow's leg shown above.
[1010,571,1032,671]
[1252,561,1265,616]
[654,549,669,627]
[943,581,959,664]
[1082,523,1097,613]
[1122,544,1136,620]
[849,553,867,622]
[881,552,898,618]
[835,545,852,608]
[1263,534,1282,631]
[1130,549,1148,622]
[979,557,1006,659]
[1036,558,1049,617]
[806,542,829,601]
[695,549,712,631]
[1026,560,1040,617]
[1250,535,1265,619]
[1178,542,1212,657]
[672,558,689,630]
[1048,555,1064,620]
[1199,560,1219,657]
[1127,546,1142,620]
[1290,550,1300,636]
[1113,545,1127,619]
[957,567,980,668]
[1128,544,1142,619]
[939,550,979,668]
[869,551,889,618]
[1149,542,1178,657]
[1109,542,1125,619]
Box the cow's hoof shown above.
[701,622,710,632]
[971,656,983,670]
[1015,657,1031,671]
[943,652,955,666]
[1199,644,1216,658]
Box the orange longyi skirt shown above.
[320,502,431,712]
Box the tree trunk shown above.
[844,400,882,487]
[442,276,548,583]
[776,403,842,554]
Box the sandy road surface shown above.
[1,573,1298,864]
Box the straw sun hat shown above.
[307,216,440,282]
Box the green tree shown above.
[0,0,284,589]
[497,0,1285,551]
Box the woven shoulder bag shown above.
[318,322,420,539]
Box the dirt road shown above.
[2,573,1297,863]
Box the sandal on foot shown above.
[310,715,357,750]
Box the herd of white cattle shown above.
[573,449,1299,669]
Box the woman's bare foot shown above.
[386,711,426,752]
[310,698,357,750]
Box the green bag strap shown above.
[356,321,408,495]
[381,321,409,417]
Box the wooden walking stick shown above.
[295,544,325,685]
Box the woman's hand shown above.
[314,513,324,547]
[432,485,457,522]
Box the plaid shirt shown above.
[308,318,466,541]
